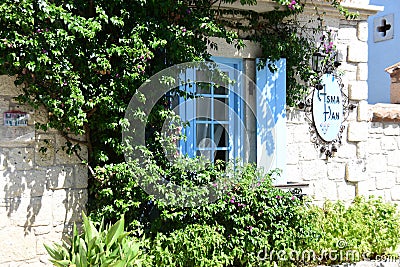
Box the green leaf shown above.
[105,216,125,248]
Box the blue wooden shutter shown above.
[179,69,196,158]
[256,58,286,185]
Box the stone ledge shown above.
[370,103,400,123]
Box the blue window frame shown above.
[176,57,286,185]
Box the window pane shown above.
[214,123,228,148]
[215,150,228,162]
[196,70,212,94]
[196,123,212,147]
[214,71,229,95]
[214,98,228,121]
[196,82,212,95]
[214,85,228,95]
[196,97,211,121]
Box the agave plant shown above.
[44,212,144,267]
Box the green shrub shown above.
[44,212,146,267]
[307,196,400,265]
[150,224,232,267]
[147,164,317,267]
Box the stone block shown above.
[6,147,34,171]
[390,82,400,104]
[338,26,356,41]
[348,81,368,100]
[46,166,74,190]
[0,75,22,96]
[300,161,327,181]
[345,159,367,182]
[31,105,49,125]
[347,122,368,142]
[367,154,387,173]
[0,98,9,119]
[51,190,68,227]
[0,152,7,171]
[299,143,319,161]
[356,142,367,159]
[312,179,338,201]
[391,185,400,201]
[0,203,11,228]
[368,122,383,134]
[286,143,299,164]
[52,189,86,226]
[336,142,357,160]
[74,165,88,189]
[376,171,396,190]
[33,225,51,236]
[6,170,47,198]
[357,21,368,42]
[35,134,55,167]
[357,100,369,121]
[9,195,52,227]
[291,125,312,144]
[356,63,368,81]
[347,41,368,63]
[327,162,346,180]
[285,164,302,183]
[66,189,87,223]
[366,137,381,154]
[381,136,398,151]
[356,179,374,195]
[0,126,35,144]
[55,135,87,165]
[337,181,356,201]
[0,227,37,264]
[383,123,400,136]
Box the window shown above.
[178,57,243,164]
[175,57,287,184]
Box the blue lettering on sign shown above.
[312,74,343,142]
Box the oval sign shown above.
[312,74,343,142]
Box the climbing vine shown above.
[0,0,357,219]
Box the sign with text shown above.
[312,74,343,142]
[4,111,28,126]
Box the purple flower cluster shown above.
[324,41,334,53]
[288,0,296,10]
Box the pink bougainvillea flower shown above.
[288,0,296,10]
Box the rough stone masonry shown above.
[0,75,87,266]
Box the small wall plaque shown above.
[4,111,28,126]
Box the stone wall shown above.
[283,7,371,206]
[0,76,88,266]
[284,4,400,207]
[286,104,400,207]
